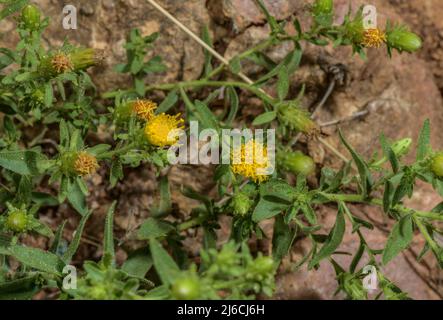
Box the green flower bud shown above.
[343,9,365,45]
[253,255,275,275]
[343,274,367,300]
[312,0,334,26]
[171,277,201,300]
[70,48,103,71]
[431,153,443,178]
[278,151,316,176]
[372,138,412,167]
[113,103,133,123]
[230,192,253,217]
[386,25,422,53]
[277,101,318,135]
[5,207,28,233]
[38,49,101,77]
[32,89,44,104]
[391,138,412,157]
[313,0,333,15]
[21,4,41,31]
[89,284,109,300]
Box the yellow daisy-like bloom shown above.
[51,53,74,74]
[131,99,157,121]
[231,140,272,183]
[74,152,99,176]
[362,28,387,48]
[144,113,184,147]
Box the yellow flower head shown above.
[51,53,74,74]
[362,28,387,48]
[131,99,157,121]
[231,140,272,183]
[74,152,99,176]
[144,113,184,147]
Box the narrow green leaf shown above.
[252,111,277,126]
[309,206,346,268]
[382,215,413,265]
[156,90,178,114]
[122,248,153,279]
[67,178,88,216]
[226,87,239,126]
[50,220,67,254]
[272,215,297,261]
[62,211,92,264]
[0,0,28,20]
[0,151,46,175]
[416,119,430,161]
[252,197,289,222]
[339,130,372,197]
[149,238,180,285]
[137,218,175,240]
[9,245,64,275]
[277,68,290,101]
[104,201,116,259]
[44,82,53,108]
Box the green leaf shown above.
[67,178,88,216]
[202,25,213,76]
[252,197,289,222]
[229,56,241,74]
[62,211,92,264]
[416,119,430,161]
[194,100,220,131]
[309,206,346,268]
[382,215,413,265]
[149,238,180,285]
[103,201,116,259]
[28,216,54,238]
[8,245,64,275]
[380,134,399,173]
[0,150,46,175]
[0,275,40,300]
[226,87,239,126]
[59,120,69,148]
[156,90,178,114]
[151,176,172,217]
[277,68,290,101]
[339,130,373,198]
[252,111,277,126]
[50,220,67,254]
[0,0,28,20]
[301,203,317,225]
[44,82,53,108]
[272,215,297,261]
[137,218,175,240]
[122,248,153,279]
[383,180,394,213]
[110,159,123,187]
[260,179,296,203]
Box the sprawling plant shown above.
[0,0,440,300]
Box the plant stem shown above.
[178,216,207,231]
[146,80,276,105]
[98,143,136,159]
[321,193,443,221]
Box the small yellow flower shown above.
[74,152,99,176]
[231,140,272,183]
[51,53,74,74]
[131,99,157,121]
[362,28,387,48]
[144,113,184,147]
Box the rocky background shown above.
[1,0,443,299]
